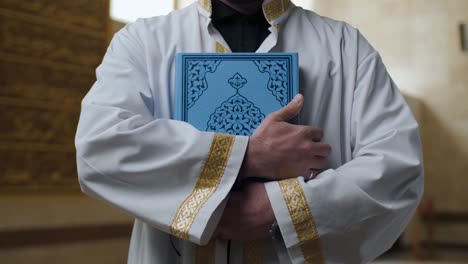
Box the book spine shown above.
[174,54,183,121]
[291,53,300,124]
[292,53,299,97]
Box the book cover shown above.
[175,53,298,136]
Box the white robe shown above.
[75,0,424,263]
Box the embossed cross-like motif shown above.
[228,72,247,90]
[254,60,289,106]
[206,73,265,136]
[186,60,221,109]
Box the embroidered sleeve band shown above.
[279,178,324,264]
[171,133,235,240]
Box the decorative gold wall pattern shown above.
[0,0,108,32]
[0,0,109,191]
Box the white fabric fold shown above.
[76,2,423,263]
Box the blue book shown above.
[175,53,298,136]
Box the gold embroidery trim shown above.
[279,179,324,264]
[263,0,291,22]
[274,24,281,32]
[170,134,235,240]
[244,240,263,264]
[198,0,290,24]
[196,240,216,264]
[215,42,229,53]
[198,0,212,13]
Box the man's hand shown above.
[241,94,331,181]
[216,181,274,241]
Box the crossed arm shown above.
[76,25,423,263]
[216,94,332,241]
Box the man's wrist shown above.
[239,137,255,180]
[239,158,250,180]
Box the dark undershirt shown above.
[211,0,271,52]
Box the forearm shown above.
[76,105,248,244]
[265,124,424,263]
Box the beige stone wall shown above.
[313,0,468,245]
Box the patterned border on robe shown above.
[198,0,212,13]
[216,42,229,53]
[170,133,235,240]
[279,178,324,264]
[197,0,292,23]
[263,0,291,23]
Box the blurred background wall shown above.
[0,0,467,263]
[0,1,133,263]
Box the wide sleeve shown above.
[265,52,424,263]
[75,23,248,246]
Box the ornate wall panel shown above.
[0,0,109,191]
[0,61,93,100]
[0,0,108,32]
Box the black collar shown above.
[211,0,266,23]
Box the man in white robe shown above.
[75,0,424,263]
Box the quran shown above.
[175,53,298,136]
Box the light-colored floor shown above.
[374,262,467,264]
[372,249,468,264]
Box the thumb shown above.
[271,94,304,121]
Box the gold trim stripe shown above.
[198,0,291,24]
[244,240,263,264]
[279,179,324,264]
[171,134,235,240]
[195,240,216,264]
[215,42,229,53]
[274,24,281,32]
[263,0,291,22]
[198,0,212,13]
